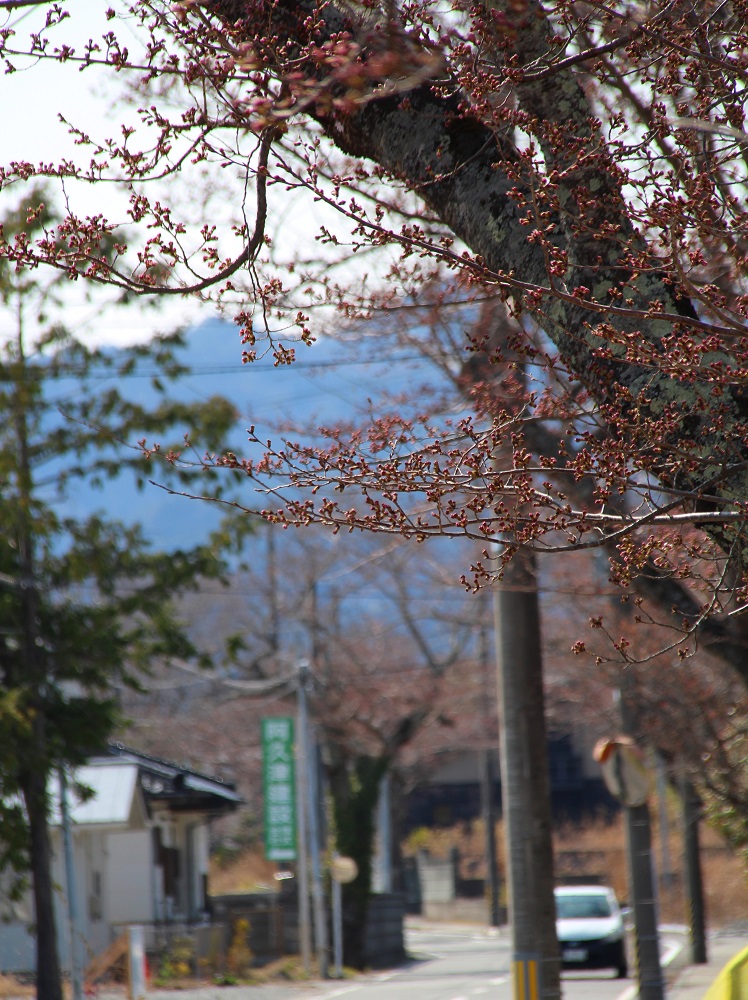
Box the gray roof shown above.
[49,762,147,829]
[106,743,242,814]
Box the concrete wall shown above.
[416,850,456,903]
[409,849,508,925]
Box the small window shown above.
[556,894,612,919]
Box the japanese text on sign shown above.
[261,717,297,861]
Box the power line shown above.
[0,353,427,381]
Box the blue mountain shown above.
[72,318,443,549]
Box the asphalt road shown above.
[122,922,685,1000]
[234,923,638,1000]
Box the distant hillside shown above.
[65,318,443,550]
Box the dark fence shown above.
[209,889,405,970]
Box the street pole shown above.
[331,859,343,978]
[479,614,500,928]
[618,688,665,1000]
[297,660,328,977]
[623,802,664,999]
[294,673,312,974]
[478,748,500,927]
[681,774,707,965]
[655,752,675,905]
[493,547,560,1000]
[374,773,393,894]
[59,768,84,1000]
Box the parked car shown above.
[555,885,628,978]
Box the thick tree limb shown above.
[215,0,748,551]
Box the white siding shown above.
[0,919,35,974]
[82,830,110,959]
[190,822,210,917]
[106,830,154,926]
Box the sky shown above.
[0,1,235,345]
[0,1,391,352]
[0,2,453,519]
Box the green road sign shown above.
[261,717,297,861]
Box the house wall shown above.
[0,917,35,974]
[150,812,211,921]
[79,830,110,960]
[0,750,234,975]
[188,822,209,917]
[153,813,211,920]
[0,830,102,974]
[107,830,154,928]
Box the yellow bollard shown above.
[512,955,541,1000]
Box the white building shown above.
[0,746,241,974]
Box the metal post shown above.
[479,747,501,927]
[295,669,312,974]
[479,605,500,927]
[374,773,393,894]
[624,803,664,999]
[494,548,560,999]
[298,661,328,977]
[681,774,707,964]
[655,752,674,904]
[59,768,84,1000]
[618,689,665,1000]
[331,861,343,978]
[126,925,146,1000]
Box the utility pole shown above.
[294,680,312,974]
[479,614,501,927]
[623,801,663,999]
[478,748,501,927]
[681,774,707,965]
[59,768,84,1000]
[618,687,665,1000]
[297,661,328,977]
[494,548,560,1000]
[654,752,675,905]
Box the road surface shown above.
[129,921,685,1000]
[249,923,639,1000]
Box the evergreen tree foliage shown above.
[0,191,240,999]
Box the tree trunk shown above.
[222,0,748,570]
[328,753,388,970]
[21,749,62,1000]
[13,319,63,1000]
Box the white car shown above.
[555,885,628,978]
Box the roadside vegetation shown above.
[402,816,748,928]
[207,810,748,930]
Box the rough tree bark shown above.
[216,0,748,564]
[327,752,389,970]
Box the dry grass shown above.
[404,813,748,928]
[214,811,748,928]
[0,974,33,999]
[208,850,280,895]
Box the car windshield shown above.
[556,894,613,919]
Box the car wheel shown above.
[615,945,628,979]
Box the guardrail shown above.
[704,945,748,1000]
